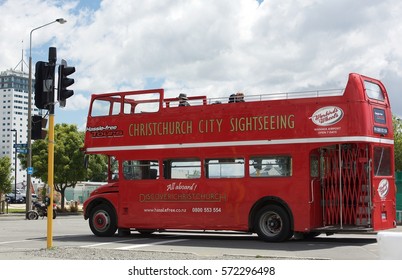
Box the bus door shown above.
[320,144,371,229]
[309,151,322,228]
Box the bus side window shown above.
[374,147,391,176]
[205,158,244,178]
[164,159,201,179]
[123,160,159,180]
[91,95,122,116]
[249,156,292,177]
[123,160,141,180]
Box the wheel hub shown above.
[93,212,109,231]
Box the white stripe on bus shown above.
[86,136,394,153]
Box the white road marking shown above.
[0,240,31,245]
[117,239,188,250]
[80,238,140,248]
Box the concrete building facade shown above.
[0,68,40,185]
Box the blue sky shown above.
[1,0,402,131]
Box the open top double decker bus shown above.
[82,73,396,242]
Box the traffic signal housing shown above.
[44,196,50,207]
[34,61,55,109]
[57,60,75,107]
[31,115,48,140]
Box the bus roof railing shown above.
[164,95,208,107]
[206,88,344,105]
[89,88,345,116]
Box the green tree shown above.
[19,124,107,210]
[0,156,13,196]
[394,115,402,171]
[28,124,85,210]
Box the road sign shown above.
[14,143,28,149]
[27,167,33,175]
[17,149,28,154]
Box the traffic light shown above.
[34,61,55,109]
[57,59,75,107]
[31,115,48,140]
[44,196,50,207]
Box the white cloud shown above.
[2,0,402,127]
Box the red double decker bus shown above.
[82,73,396,242]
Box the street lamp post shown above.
[26,18,66,215]
[10,129,17,203]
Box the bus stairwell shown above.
[321,144,372,230]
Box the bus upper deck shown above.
[84,73,393,154]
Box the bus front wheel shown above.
[254,205,291,242]
[89,204,117,237]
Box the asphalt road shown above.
[1,214,400,260]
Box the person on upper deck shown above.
[178,93,190,106]
[229,94,236,103]
[235,92,245,102]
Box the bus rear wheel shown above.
[254,205,291,242]
[89,204,117,237]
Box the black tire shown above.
[53,209,57,219]
[254,205,291,242]
[27,210,39,220]
[89,204,117,237]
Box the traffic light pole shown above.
[46,48,57,249]
[33,46,74,249]
[46,103,55,249]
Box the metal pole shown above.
[46,105,55,249]
[26,50,32,214]
[26,18,66,216]
[46,46,57,249]
[11,130,17,203]
[339,144,343,229]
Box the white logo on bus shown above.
[311,106,344,126]
[378,179,389,199]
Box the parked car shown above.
[5,192,25,203]
[20,191,38,202]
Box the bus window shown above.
[91,95,122,116]
[364,81,384,101]
[374,147,391,176]
[205,158,245,178]
[123,93,160,114]
[249,156,292,177]
[164,159,201,179]
[109,156,119,181]
[123,160,159,180]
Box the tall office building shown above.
[0,68,40,185]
